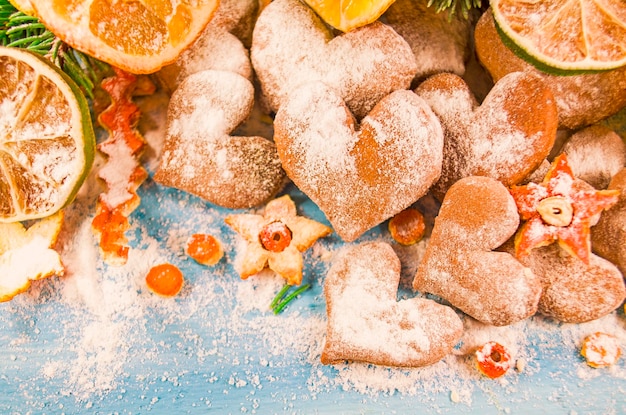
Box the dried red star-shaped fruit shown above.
[509,154,619,264]
[225,195,332,285]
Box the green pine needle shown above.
[0,0,109,100]
[427,0,484,19]
[270,283,312,315]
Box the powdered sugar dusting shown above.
[251,0,417,118]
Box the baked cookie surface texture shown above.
[274,81,444,242]
[251,0,417,118]
[322,241,463,368]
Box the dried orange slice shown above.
[0,211,64,302]
[31,0,220,74]
[491,0,626,72]
[0,46,95,223]
[303,0,395,32]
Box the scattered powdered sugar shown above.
[1,32,625,414]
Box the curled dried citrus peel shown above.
[509,154,619,264]
[92,68,152,265]
[225,194,332,285]
[0,211,65,302]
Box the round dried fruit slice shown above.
[32,0,220,74]
[303,0,395,32]
[0,46,95,223]
[491,0,626,73]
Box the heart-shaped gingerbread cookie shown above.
[413,176,542,326]
[154,70,285,209]
[321,241,463,368]
[415,71,557,199]
[501,242,625,324]
[593,168,626,276]
[251,0,417,119]
[274,81,444,242]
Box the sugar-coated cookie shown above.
[500,241,626,323]
[211,0,260,48]
[413,176,542,326]
[384,0,472,84]
[592,168,626,276]
[155,23,253,94]
[251,0,417,118]
[561,125,626,190]
[415,71,557,200]
[321,241,463,368]
[274,81,444,242]
[154,70,285,209]
[475,9,626,130]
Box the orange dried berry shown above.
[259,221,292,253]
[145,263,184,297]
[581,332,621,368]
[476,341,512,379]
[185,234,223,266]
[388,208,426,246]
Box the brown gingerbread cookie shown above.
[155,23,253,95]
[274,81,444,242]
[154,70,285,209]
[592,168,626,276]
[210,0,260,48]
[500,241,625,324]
[415,71,557,200]
[560,125,626,190]
[250,0,417,119]
[322,241,463,368]
[413,176,542,326]
[384,0,472,84]
[475,9,626,130]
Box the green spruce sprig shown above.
[427,0,485,19]
[0,0,109,100]
[270,283,312,315]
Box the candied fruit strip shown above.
[91,67,152,265]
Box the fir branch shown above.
[0,0,109,100]
[270,283,312,315]
[427,0,484,19]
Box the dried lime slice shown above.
[0,46,95,222]
[491,0,626,73]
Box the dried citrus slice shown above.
[0,210,64,302]
[491,0,626,72]
[0,46,95,223]
[303,0,395,32]
[31,0,220,74]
